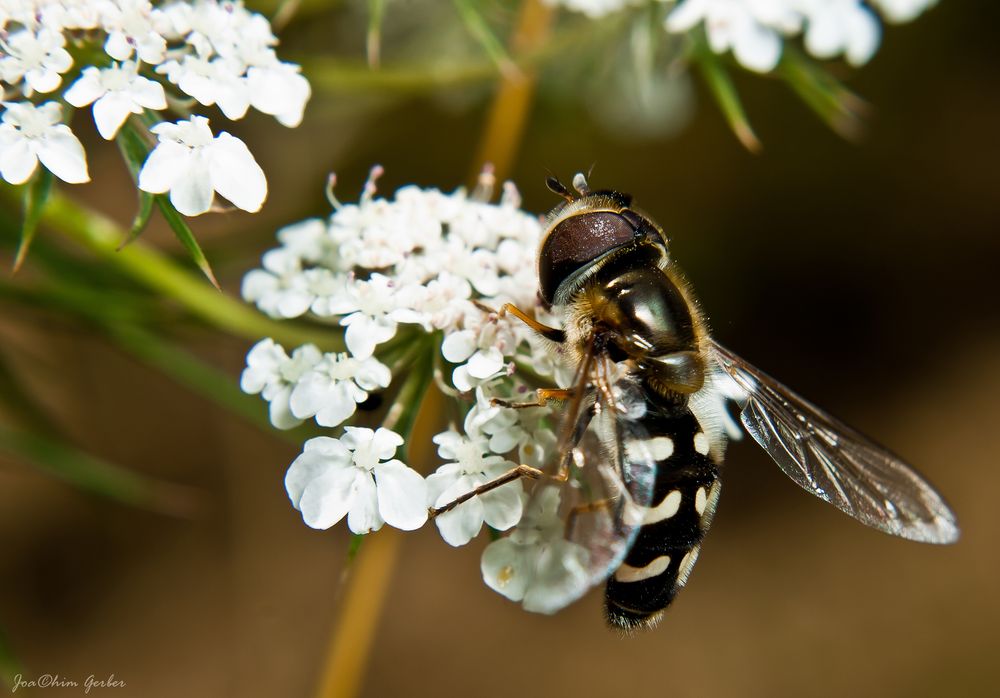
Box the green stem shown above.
[12,188,343,351]
[382,337,434,456]
[297,19,606,94]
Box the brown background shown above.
[1,1,997,697]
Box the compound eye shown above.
[538,211,637,303]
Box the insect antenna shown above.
[546,175,575,202]
[572,172,591,196]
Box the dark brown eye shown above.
[538,211,637,303]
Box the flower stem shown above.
[8,187,343,351]
[469,0,556,185]
[314,527,402,698]
[313,343,434,698]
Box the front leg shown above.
[491,387,573,410]
[498,303,565,344]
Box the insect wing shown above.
[710,340,959,544]
[482,361,657,615]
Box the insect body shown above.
[436,174,960,630]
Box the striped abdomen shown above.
[605,394,722,629]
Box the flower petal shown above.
[92,92,136,140]
[481,538,530,602]
[0,138,38,185]
[441,330,477,363]
[208,132,267,213]
[36,126,89,183]
[480,481,524,531]
[374,459,428,531]
[137,140,188,194]
[169,155,213,216]
[346,472,384,534]
[296,466,359,530]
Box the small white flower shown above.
[332,274,403,360]
[0,101,89,185]
[667,0,787,73]
[241,247,314,319]
[290,351,392,428]
[285,428,428,533]
[64,61,167,140]
[427,430,523,547]
[442,310,520,392]
[156,54,251,121]
[247,62,312,128]
[801,0,881,66]
[871,0,937,24]
[480,486,591,614]
[0,27,73,94]
[100,0,168,65]
[138,115,266,216]
[240,338,322,429]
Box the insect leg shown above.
[498,303,566,343]
[429,464,544,519]
[490,387,574,409]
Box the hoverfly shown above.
[432,174,959,630]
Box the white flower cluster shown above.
[549,0,938,73]
[240,170,572,552]
[0,0,310,215]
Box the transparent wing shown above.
[709,340,959,544]
[481,353,657,615]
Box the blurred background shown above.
[0,1,997,696]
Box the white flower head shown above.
[801,0,881,67]
[480,486,591,614]
[100,0,168,65]
[64,61,168,140]
[290,351,392,428]
[333,273,405,360]
[138,115,266,216]
[667,0,787,73]
[0,27,73,95]
[0,101,89,185]
[427,429,524,547]
[285,428,428,533]
[240,338,322,429]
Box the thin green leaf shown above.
[0,424,198,515]
[116,119,151,179]
[12,168,54,272]
[367,0,386,67]
[694,41,761,153]
[779,46,867,141]
[120,190,155,250]
[115,121,158,248]
[155,196,221,289]
[451,0,519,79]
[0,622,22,692]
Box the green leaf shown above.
[367,0,386,67]
[12,168,54,273]
[779,46,867,141]
[119,190,155,250]
[451,0,519,79]
[0,424,197,515]
[116,119,150,179]
[156,196,221,289]
[115,120,157,247]
[694,41,761,153]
